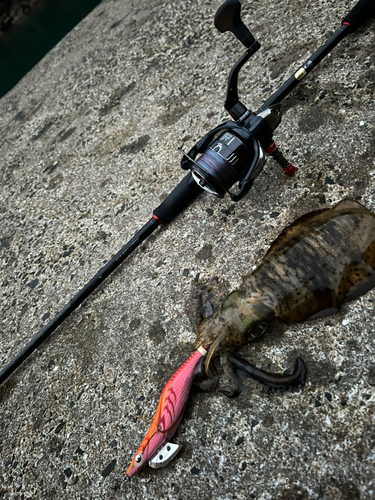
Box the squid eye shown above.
[135,453,143,465]
[248,322,268,340]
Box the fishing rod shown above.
[0,0,373,385]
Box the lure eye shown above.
[135,453,143,465]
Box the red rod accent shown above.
[265,141,277,155]
[283,164,296,176]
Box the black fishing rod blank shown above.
[1,0,374,386]
[257,25,350,113]
[258,0,375,113]
[0,174,201,385]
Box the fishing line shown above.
[195,149,236,193]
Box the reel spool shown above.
[192,132,255,197]
[182,131,264,199]
[180,122,265,201]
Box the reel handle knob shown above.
[215,0,256,48]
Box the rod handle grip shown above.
[342,0,375,33]
[153,173,202,224]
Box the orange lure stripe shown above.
[127,346,207,477]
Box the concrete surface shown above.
[0,0,374,498]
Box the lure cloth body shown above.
[127,346,207,477]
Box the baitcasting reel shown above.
[180,0,294,200]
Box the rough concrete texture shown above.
[0,0,374,498]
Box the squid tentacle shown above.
[229,354,307,389]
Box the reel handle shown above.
[215,0,257,48]
[342,0,375,33]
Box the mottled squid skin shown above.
[194,199,375,380]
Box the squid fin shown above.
[333,198,367,211]
[263,208,326,257]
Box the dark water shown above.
[0,0,102,98]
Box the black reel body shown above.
[181,121,266,200]
[180,103,283,201]
[193,131,257,198]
